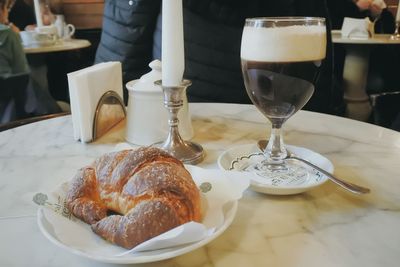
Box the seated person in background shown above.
[0,0,30,121]
[327,0,395,33]
[1,0,61,120]
[95,0,345,116]
[355,0,395,33]
[9,0,56,31]
[8,0,35,30]
[0,0,29,76]
[39,0,56,26]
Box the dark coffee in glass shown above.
[242,60,321,125]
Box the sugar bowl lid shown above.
[126,60,162,93]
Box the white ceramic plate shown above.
[37,200,237,264]
[218,143,334,195]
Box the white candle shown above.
[396,0,400,22]
[33,0,43,27]
[162,0,185,86]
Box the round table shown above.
[23,39,91,105]
[23,39,91,54]
[1,103,400,267]
[332,31,400,121]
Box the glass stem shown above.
[264,123,288,169]
[391,21,400,40]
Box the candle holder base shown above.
[154,79,205,165]
[155,139,204,165]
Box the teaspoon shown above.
[257,140,370,194]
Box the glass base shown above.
[154,140,205,165]
[245,159,310,187]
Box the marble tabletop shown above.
[1,103,400,267]
[23,39,91,54]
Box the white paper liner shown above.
[38,165,250,257]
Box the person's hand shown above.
[370,0,387,17]
[355,0,387,18]
[8,22,20,34]
[356,0,372,11]
[42,14,54,25]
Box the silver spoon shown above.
[257,140,370,194]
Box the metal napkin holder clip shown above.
[92,90,126,141]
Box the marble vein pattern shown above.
[0,103,399,267]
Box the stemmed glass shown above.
[390,21,400,40]
[240,17,327,184]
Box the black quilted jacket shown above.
[95,0,345,115]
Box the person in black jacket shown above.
[95,0,345,116]
[8,0,35,30]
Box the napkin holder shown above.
[341,17,374,39]
[68,61,125,143]
[93,91,126,140]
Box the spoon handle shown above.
[289,156,370,194]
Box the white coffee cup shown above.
[63,24,75,39]
[19,30,34,46]
[54,14,75,39]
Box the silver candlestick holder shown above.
[390,21,400,40]
[154,79,204,165]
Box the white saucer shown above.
[218,143,334,195]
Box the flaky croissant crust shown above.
[66,147,201,249]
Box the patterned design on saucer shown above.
[229,152,263,170]
[229,151,325,187]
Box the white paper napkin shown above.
[67,62,123,143]
[37,165,250,257]
[341,17,374,39]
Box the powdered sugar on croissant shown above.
[66,147,201,249]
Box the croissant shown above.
[66,147,201,249]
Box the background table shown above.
[1,103,400,266]
[23,39,91,54]
[332,31,400,121]
[23,39,92,104]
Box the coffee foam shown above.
[241,25,326,62]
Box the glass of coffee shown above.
[241,17,326,182]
